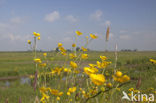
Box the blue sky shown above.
[0,0,156,51]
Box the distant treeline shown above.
[120,49,138,52]
[26,48,138,52]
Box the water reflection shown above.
[5,81,10,87]
[20,77,31,85]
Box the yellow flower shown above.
[115,71,122,77]
[61,52,67,56]
[27,40,31,44]
[56,97,60,101]
[116,88,120,91]
[39,63,47,67]
[40,93,49,102]
[72,43,76,47]
[74,70,80,74]
[64,68,71,73]
[81,54,88,59]
[122,75,130,82]
[89,64,96,68]
[150,59,156,64]
[119,75,130,83]
[69,53,77,59]
[51,67,63,75]
[58,92,63,96]
[86,36,88,39]
[84,67,98,75]
[34,58,41,63]
[59,47,66,52]
[43,53,47,57]
[67,92,71,96]
[33,32,40,37]
[75,31,82,36]
[96,61,110,68]
[106,83,112,88]
[82,90,86,94]
[70,99,72,101]
[129,88,134,91]
[38,37,40,40]
[143,96,147,102]
[58,43,63,47]
[50,89,63,96]
[96,61,102,68]
[29,75,34,79]
[70,61,77,69]
[89,88,98,95]
[100,56,107,61]
[90,74,105,85]
[90,34,98,39]
[68,87,76,93]
[39,87,50,93]
[81,46,88,52]
[101,87,105,92]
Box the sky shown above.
[0,0,156,51]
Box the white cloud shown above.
[10,17,23,24]
[119,30,128,33]
[47,36,52,40]
[65,31,74,35]
[105,20,111,26]
[65,15,78,23]
[1,33,31,41]
[62,37,73,43]
[45,11,60,22]
[90,10,103,21]
[119,35,131,40]
[0,23,10,29]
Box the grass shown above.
[0,51,156,103]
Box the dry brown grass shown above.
[106,26,110,41]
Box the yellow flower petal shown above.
[75,31,82,36]
[90,74,105,85]
[90,34,98,39]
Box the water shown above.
[20,77,31,85]
[5,81,10,87]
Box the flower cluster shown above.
[150,59,156,64]
[40,86,63,102]
[58,43,67,56]
[112,71,130,83]
[27,30,131,103]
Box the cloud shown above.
[105,20,111,26]
[90,10,103,21]
[47,36,52,40]
[10,17,23,24]
[65,31,74,35]
[0,23,10,29]
[65,15,78,23]
[119,34,131,40]
[0,16,25,32]
[62,37,73,43]
[119,30,128,33]
[44,11,60,22]
[100,20,111,27]
[2,33,31,41]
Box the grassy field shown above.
[0,51,156,103]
